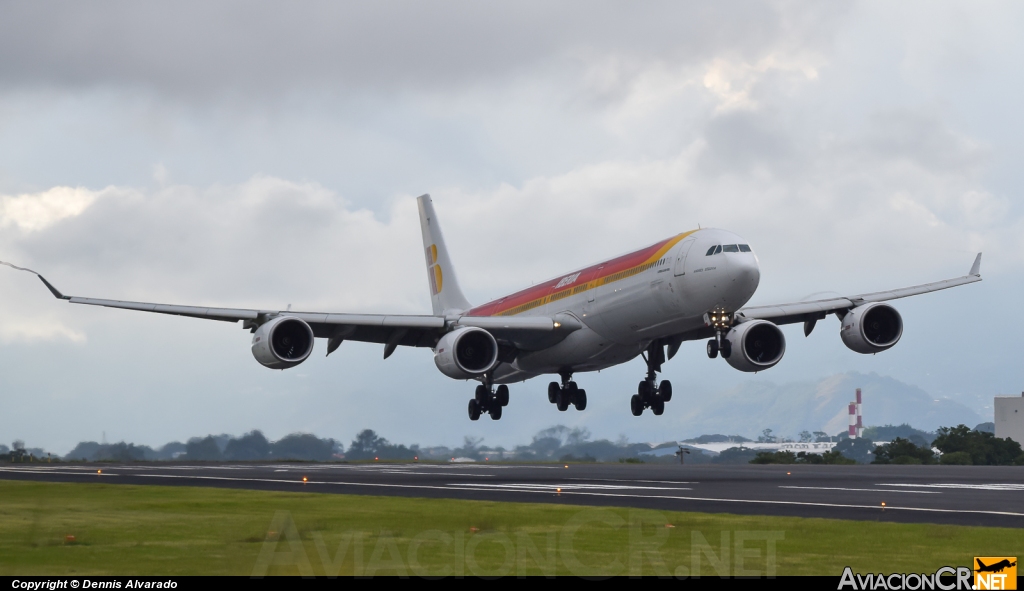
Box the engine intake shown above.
[251,316,315,369]
[840,302,903,354]
[724,319,786,372]
[434,327,499,379]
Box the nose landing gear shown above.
[548,371,587,412]
[705,309,733,359]
[631,341,673,416]
[468,378,509,421]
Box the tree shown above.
[347,429,388,460]
[813,431,830,443]
[798,431,813,443]
[271,433,336,461]
[184,436,223,461]
[833,438,875,463]
[224,430,271,461]
[757,429,776,443]
[12,440,25,451]
[932,424,1023,466]
[872,437,935,464]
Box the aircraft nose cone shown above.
[731,256,760,293]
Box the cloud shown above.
[0,186,103,232]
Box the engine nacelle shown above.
[434,327,499,380]
[251,316,315,369]
[840,302,903,354]
[724,319,786,372]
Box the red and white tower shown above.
[856,388,864,438]
[848,402,857,439]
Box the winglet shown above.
[38,274,70,299]
[0,260,71,299]
[969,253,982,276]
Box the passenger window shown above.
[739,244,751,252]
[723,244,738,253]
[705,246,717,256]
[714,245,722,255]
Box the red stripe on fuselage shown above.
[468,233,688,317]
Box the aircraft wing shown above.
[2,261,579,356]
[734,253,982,328]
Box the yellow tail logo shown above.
[425,244,443,295]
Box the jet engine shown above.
[724,319,786,372]
[840,302,903,354]
[434,327,499,379]
[251,316,315,369]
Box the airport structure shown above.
[848,388,864,439]
[994,393,1024,445]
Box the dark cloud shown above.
[0,1,839,97]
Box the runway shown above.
[2,462,1022,527]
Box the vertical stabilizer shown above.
[417,194,472,315]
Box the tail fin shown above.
[417,194,472,315]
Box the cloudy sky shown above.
[1,1,1021,453]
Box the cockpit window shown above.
[713,244,722,255]
[739,244,751,252]
[705,246,717,256]
[723,244,739,253]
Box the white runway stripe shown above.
[780,486,940,494]
[879,483,1024,491]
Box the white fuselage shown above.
[471,229,760,383]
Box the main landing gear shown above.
[631,341,673,416]
[548,371,587,412]
[468,379,509,421]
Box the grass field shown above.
[0,479,1019,576]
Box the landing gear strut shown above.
[547,371,587,412]
[706,308,732,359]
[468,376,509,421]
[631,341,673,416]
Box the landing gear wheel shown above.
[496,385,510,407]
[548,382,559,404]
[658,380,672,402]
[475,385,489,404]
[721,340,732,359]
[630,394,643,416]
[490,404,502,420]
[651,398,665,416]
[556,390,570,412]
[638,380,653,398]
[573,389,587,411]
[707,340,719,359]
[468,399,481,421]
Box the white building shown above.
[994,393,1024,445]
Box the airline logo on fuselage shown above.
[555,272,581,289]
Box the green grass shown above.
[0,480,1019,576]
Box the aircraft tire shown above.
[707,340,718,359]
[651,399,665,416]
[548,382,560,404]
[630,394,643,416]
[721,340,733,359]
[475,385,489,404]
[574,389,587,411]
[659,380,672,402]
[556,391,570,412]
[496,384,510,406]
[490,404,503,420]
[468,399,481,421]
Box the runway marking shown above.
[879,483,1024,491]
[781,486,940,495]
[567,478,694,485]
[447,483,693,492]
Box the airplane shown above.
[976,559,1016,573]
[2,194,982,421]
